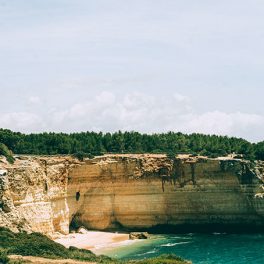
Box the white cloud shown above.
[28,96,41,104]
[1,91,264,142]
[0,112,45,133]
[46,91,264,142]
[173,93,190,103]
[49,91,194,132]
[183,111,264,138]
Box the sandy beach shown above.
[54,231,135,254]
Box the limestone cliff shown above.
[0,154,264,235]
[0,156,81,234]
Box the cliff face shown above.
[0,156,81,234]
[0,154,264,235]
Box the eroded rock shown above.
[0,154,264,235]
[129,232,149,240]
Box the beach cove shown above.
[54,231,139,254]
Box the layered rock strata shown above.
[0,154,264,235]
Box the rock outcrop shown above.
[129,232,149,239]
[0,154,264,235]
[0,156,81,234]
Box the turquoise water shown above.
[104,233,264,263]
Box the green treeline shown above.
[0,128,264,160]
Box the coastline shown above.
[54,231,138,254]
[55,232,264,264]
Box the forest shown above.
[0,128,264,161]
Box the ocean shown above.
[102,233,264,264]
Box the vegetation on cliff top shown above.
[0,143,15,164]
[0,128,263,160]
[0,228,188,264]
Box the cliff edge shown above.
[0,154,264,235]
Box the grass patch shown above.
[0,249,9,264]
[129,254,189,264]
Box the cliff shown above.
[0,154,264,235]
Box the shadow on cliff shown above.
[144,224,264,234]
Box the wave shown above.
[170,236,193,240]
[160,241,191,247]
[136,249,157,256]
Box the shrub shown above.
[0,143,15,164]
[166,151,176,160]
[72,151,94,161]
[0,249,9,264]
[129,254,187,264]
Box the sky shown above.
[1,0,264,142]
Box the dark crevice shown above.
[240,163,255,184]
[190,163,196,185]
[76,191,80,201]
[44,181,48,193]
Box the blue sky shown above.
[1,0,264,142]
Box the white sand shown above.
[54,231,135,254]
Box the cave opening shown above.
[69,213,81,231]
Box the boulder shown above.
[129,232,149,240]
[77,227,89,234]
[0,169,7,176]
